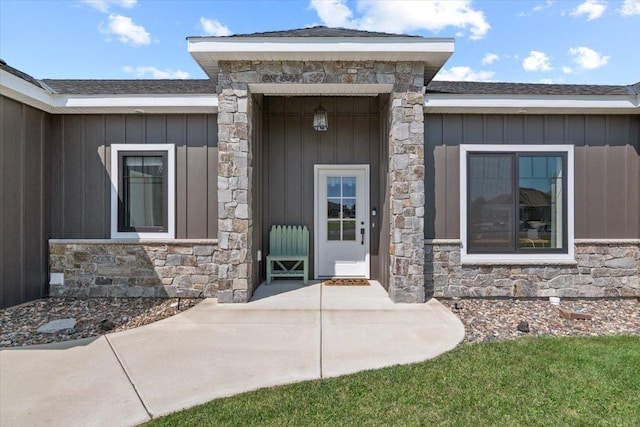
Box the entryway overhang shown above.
[187,36,454,85]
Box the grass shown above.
[144,336,640,426]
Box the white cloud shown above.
[122,66,189,79]
[519,1,554,16]
[101,14,151,46]
[523,51,553,72]
[569,46,610,70]
[200,17,232,36]
[310,0,353,27]
[434,66,494,82]
[482,53,499,65]
[621,0,640,15]
[562,66,573,74]
[570,0,606,20]
[82,0,136,13]
[309,0,490,40]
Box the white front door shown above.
[315,165,370,278]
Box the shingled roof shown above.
[212,25,421,38]
[426,81,633,96]
[40,79,216,95]
[0,59,47,90]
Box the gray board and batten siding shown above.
[49,114,218,240]
[260,96,386,281]
[424,114,640,240]
[1,95,51,308]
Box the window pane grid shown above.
[326,176,357,241]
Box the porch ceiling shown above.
[187,37,454,85]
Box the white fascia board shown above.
[188,37,455,58]
[1,71,219,113]
[0,69,55,112]
[424,94,640,114]
[50,94,218,113]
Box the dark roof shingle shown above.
[0,59,47,90]
[197,25,421,39]
[426,81,632,96]
[40,79,216,95]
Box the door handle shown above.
[360,227,365,245]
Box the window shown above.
[111,144,175,238]
[460,145,573,263]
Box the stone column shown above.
[216,62,254,303]
[388,62,426,303]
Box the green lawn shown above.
[145,336,640,426]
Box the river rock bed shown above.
[1,297,202,347]
[1,297,638,348]
[440,298,640,344]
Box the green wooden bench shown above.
[266,225,309,285]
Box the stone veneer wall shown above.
[425,240,639,298]
[216,60,427,303]
[49,240,218,298]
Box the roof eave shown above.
[424,93,640,114]
[187,37,455,85]
[1,72,219,114]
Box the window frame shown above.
[110,144,175,239]
[460,144,574,264]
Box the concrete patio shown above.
[0,281,464,427]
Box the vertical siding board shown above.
[267,115,286,230]
[445,146,460,238]
[584,146,608,237]
[545,115,566,143]
[50,116,64,237]
[606,146,629,237]
[366,114,380,255]
[145,115,167,143]
[433,146,447,238]
[423,115,439,239]
[84,116,107,238]
[124,115,144,143]
[629,144,640,238]
[23,107,44,300]
[585,116,606,146]
[186,115,208,238]
[335,115,353,164]
[167,115,188,238]
[485,115,504,143]
[301,116,318,277]
[505,115,525,144]
[525,116,544,144]
[62,116,85,237]
[2,98,24,306]
[0,97,4,305]
[573,146,588,237]
[207,114,218,238]
[442,114,462,146]
[462,115,481,144]
[285,113,303,225]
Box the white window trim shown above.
[110,144,176,239]
[459,144,574,264]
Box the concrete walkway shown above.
[0,281,464,427]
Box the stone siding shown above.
[425,240,640,298]
[217,60,428,303]
[49,240,218,298]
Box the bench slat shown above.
[266,225,309,284]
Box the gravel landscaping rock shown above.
[1,297,202,348]
[2,296,637,348]
[440,298,640,344]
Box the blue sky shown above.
[1,0,638,85]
